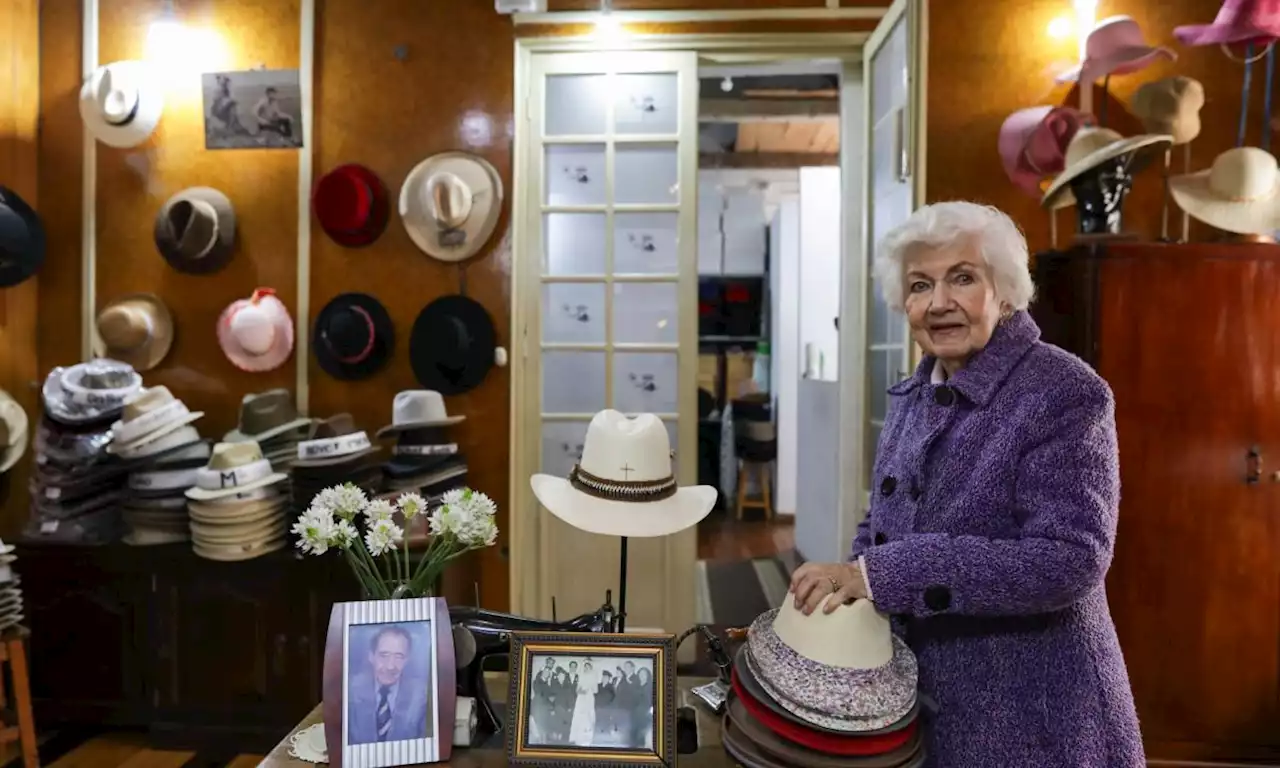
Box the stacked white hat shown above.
[0,540,22,630]
[185,441,290,561]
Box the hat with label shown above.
[185,442,289,501]
[294,413,378,468]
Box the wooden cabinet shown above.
[1032,242,1280,764]
[17,544,357,751]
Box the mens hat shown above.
[217,289,295,373]
[1055,16,1175,84]
[313,164,390,247]
[376,390,464,438]
[1170,147,1280,235]
[294,413,378,467]
[94,293,174,372]
[225,389,314,443]
[408,295,498,395]
[1130,77,1206,146]
[1176,0,1280,46]
[313,293,394,380]
[42,359,144,426]
[107,386,204,454]
[399,152,504,263]
[530,409,715,538]
[0,390,29,474]
[185,442,289,501]
[998,107,1095,198]
[1041,127,1172,210]
[154,187,237,274]
[0,186,46,289]
[79,61,164,149]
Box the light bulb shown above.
[720,77,733,92]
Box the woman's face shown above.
[903,242,1002,370]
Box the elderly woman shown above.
[790,202,1143,767]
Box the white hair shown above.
[873,201,1036,312]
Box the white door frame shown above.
[509,30,880,615]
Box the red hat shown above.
[312,164,389,248]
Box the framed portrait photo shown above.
[323,598,457,768]
[506,632,677,768]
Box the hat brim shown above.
[94,293,175,372]
[292,444,381,469]
[313,292,395,381]
[188,498,288,524]
[1042,134,1172,209]
[0,186,46,289]
[399,152,504,263]
[194,537,286,562]
[1175,22,1280,47]
[409,295,497,396]
[375,416,465,439]
[107,411,205,455]
[530,474,715,538]
[224,416,315,445]
[314,165,391,248]
[1054,46,1174,83]
[1169,172,1280,235]
[155,187,237,275]
[185,472,289,501]
[79,62,164,149]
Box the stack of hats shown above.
[25,360,144,545]
[0,539,22,631]
[376,390,467,498]
[185,442,290,561]
[107,386,212,546]
[222,389,316,473]
[291,414,381,514]
[726,597,923,768]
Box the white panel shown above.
[798,166,842,382]
[616,144,679,204]
[697,182,724,276]
[774,196,801,517]
[721,188,767,276]
[615,212,678,274]
[613,282,678,344]
[544,213,607,276]
[542,283,605,344]
[795,379,841,561]
[545,144,606,205]
[546,74,608,136]
[614,73,679,135]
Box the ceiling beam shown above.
[700,152,839,170]
[699,98,838,123]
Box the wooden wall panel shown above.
[548,0,828,10]
[0,0,40,536]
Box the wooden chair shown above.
[735,460,774,521]
[0,627,38,767]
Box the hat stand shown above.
[616,536,630,633]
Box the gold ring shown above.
[828,576,841,593]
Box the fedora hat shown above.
[376,390,464,438]
[0,391,29,474]
[185,442,288,501]
[42,360,144,426]
[94,294,174,372]
[294,413,378,467]
[313,164,390,247]
[107,386,204,454]
[530,409,715,538]
[79,60,164,149]
[1041,127,1172,210]
[1055,16,1175,84]
[0,186,45,289]
[746,597,918,733]
[1131,77,1205,146]
[408,295,498,395]
[399,152,504,263]
[225,389,314,443]
[217,289,295,373]
[154,187,236,274]
[998,107,1095,198]
[1176,0,1280,46]
[1170,147,1280,235]
[313,293,394,380]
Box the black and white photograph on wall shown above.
[201,68,304,150]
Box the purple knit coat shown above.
[853,311,1144,768]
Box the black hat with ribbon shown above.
[408,295,496,396]
[313,293,394,380]
[0,186,46,288]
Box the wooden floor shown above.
[697,511,794,562]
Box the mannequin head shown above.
[1069,153,1135,235]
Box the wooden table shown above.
[262,675,732,767]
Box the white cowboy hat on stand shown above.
[530,409,715,538]
[1170,146,1280,235]
[79,61,164,148]
[399,152,504,263]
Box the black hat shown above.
[408,295,496,395]
[0,187,46,288]
[313,293,394,380]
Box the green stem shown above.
[344,547,383,598]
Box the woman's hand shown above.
[789,561,867,615]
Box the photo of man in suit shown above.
[347,623,434,746]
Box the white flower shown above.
[364,518,404,556]
[312,484,368,521]
[331,519,360,548]
[396,492,426,520]
[291,509,336,555]
[440,488,467,508]
[427,487,499,548]
[365,499,396,523]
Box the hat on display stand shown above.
[79,61,164,149]
[0,390,29,475]
[997,107,1095,199]
[1170,146,1280,238]
[217,289,295,373]
[185,442,290,561]
[94,294,175,372]
[1175,0,1280,46]
[313,164,390,248]
[1055,16,1174,85]
[291,414,382,518]
[399,151,504,263]
[154,187,237,275]
[223,389,316,472]
[312,293,394,381]
[0,186,46,289]
[376,390,464,437]
[1131,77,1206,241]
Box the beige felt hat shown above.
[1169,147,1280,235]
[0,390,28,474]
[185,442,288,501]
[1041,127,1172,210]
[94,293,174,372]
[399,152,504,263]
[107,386,204,454]
[1130,77,1205,147]
[154,187,237,274]
[224,389,313,443]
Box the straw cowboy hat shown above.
[185,442,289,502]
[313,164,390,248]
[1041,127,1172,210]
[0,390,29,474]
[94,294,174,372]
[312,293,394,381]
[408,295,500,395]
[399,152,504,262]
[154,187,237,275]
[0,186,46,289]
[1130,77,1205,146]
[1170,147,1280,235]
[376,390,464,438]
[187,493,287,525]
[79,60,164,148]
[224,389,314,443]
[746,597,919,732]
[1176,0,1280,46]
[998,107,1094,198]
[530,409,715,538]
[1056,16,1175,84]
[217,289,295,373]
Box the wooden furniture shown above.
[1031,242,1280,764]
[735,461,774,521]
[0,628,38,768]
[16,543,358,753]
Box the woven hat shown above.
[224,389,313,443]
[0,390,29,474]
[94,294,174,372]
[313,164,390,247]
[154,187,236,274]
[217,289,294,373]
[79,60,164,148]
[1041,127,1172,210]
[399,152,504,263]
[1130,77,1205,146]
[185,442,288,501]
[107,386,204,454]
[1170,147,1280,235]
[0,186,45,289]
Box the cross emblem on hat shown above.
[620,463,634,480]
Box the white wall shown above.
[795,379,841,562]
[773,196,800,517]
[798,166,842,381]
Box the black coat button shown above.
[880,476,897,496]
[933,386,956,406]
[924,585,952,612]
[874,532,888,545]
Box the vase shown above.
[360,581,432,600]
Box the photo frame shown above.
[201,68,305,150]
[323,598,457,768]
[506,631,677,768]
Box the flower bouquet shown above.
[291,484,498,600]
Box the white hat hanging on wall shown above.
[79,61,165,148]
[399,151,504,262]
[217,288,296,373]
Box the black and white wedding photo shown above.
[201,68,304,149]
[524,654,656,750]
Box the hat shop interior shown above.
[0,0,1278,766]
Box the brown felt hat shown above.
[1130,76,1204,146]
[94,293,174,372]
[154,187,236,274]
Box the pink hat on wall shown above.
[1056,16,1176,84]
[1176,0,1280,46]
[217,288,295,373]
[998,107,1095,198]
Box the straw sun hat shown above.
[1170,146,1280,235]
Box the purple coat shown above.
[854,311,1143,767]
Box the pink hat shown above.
[1175,0,1280,46]
[998,107,1095,198]
[217,288,295,373]
[1056,16,1176,84]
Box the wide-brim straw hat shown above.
[94,293,175,372]
[1041,128,1172,210]
[1170,146,1280,235]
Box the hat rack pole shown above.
[1262,45,1275,152]
[1159,148,1171,241]
[1049,209,1057,250]
[1181,142,1191,242]
[616,536,629,633]
[1238,43,1255,148]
